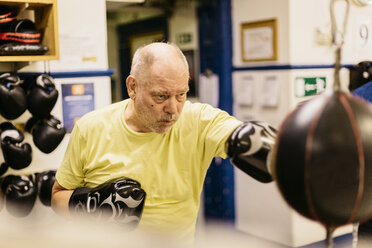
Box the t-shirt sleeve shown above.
[198,104,242,159]
[55,123,86,189]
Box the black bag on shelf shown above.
[0,19,41,44]
[0,18,48,55]
[0,43,48,55]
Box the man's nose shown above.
[164,97,177,115]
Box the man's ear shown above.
[126,76,136,100]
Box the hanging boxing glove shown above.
[36,169,56,207]
[0,73,27,120]
[349,61,372,91]
[0,122,32,170]
[0,163,8,176]
[25,115,66,154]
[1,174,37,217]
[26,74,58,118]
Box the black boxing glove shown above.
[25,115,66,154]
[226,121,277,183]
[0,73,27,120]
[0,122,32,170]
[69,177,146,230]
[1,174,37,217]
[36,170,56,207]
[25,74,58,118]
[0,163,8,176]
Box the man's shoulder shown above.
[182,100,212,113]
[76,100,127,127]
[182,100,227,118]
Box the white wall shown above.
[20,0,109,73]
[289,0,372,64]
[231,0,372,129]
[232,0,290,67]
[169,0,199,51]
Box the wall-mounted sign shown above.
[62,83,95,132]
[177,33,193,45]
[295,77,326,97]
[241,19,277,62]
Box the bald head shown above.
[130,42,190,85]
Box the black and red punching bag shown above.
[273,91,372,229]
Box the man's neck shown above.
[124,100,151,133]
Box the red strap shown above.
[0,12,16,23]
[0,32,41,43]
[0,17,16,23]
[0,12,15,19]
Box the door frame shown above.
[118,16,168,99]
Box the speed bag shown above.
[273,91,372,228]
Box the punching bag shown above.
[273,91,372,228]
[273,1,372,242]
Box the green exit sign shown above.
[295,77,327,97]
[177,33,192,44]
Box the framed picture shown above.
[241,19,277,62]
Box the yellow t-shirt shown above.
[56,99,242,239]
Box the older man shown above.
[51,42,275,242]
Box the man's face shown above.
[132,65,189,134]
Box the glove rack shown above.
[0,0,59,62]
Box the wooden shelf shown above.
[0,0,59,62]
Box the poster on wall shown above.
[62,83,95,133]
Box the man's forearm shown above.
[51,180,73,217]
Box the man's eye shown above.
[156,95,165,100]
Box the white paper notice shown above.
[261,75,280,107]
[233,76,254,107]
[59,33,98,64]
[198,73,219,107]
